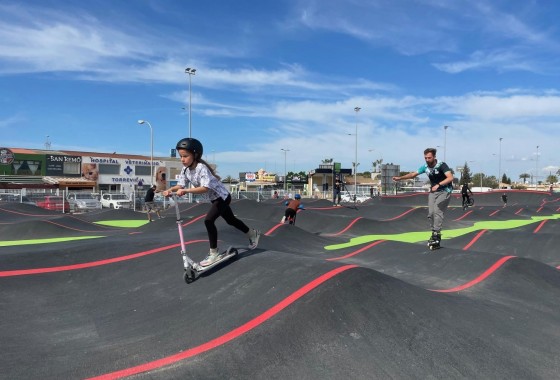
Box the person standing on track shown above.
[333,180,342,206]
[392,147,454,247]
[163,138,260,267]
[144,184,162,222]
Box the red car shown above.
[36,196,71,212]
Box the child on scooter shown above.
[163,138,260,266]
[281,193,303,223]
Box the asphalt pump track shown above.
[1,190,559,379]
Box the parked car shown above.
[67,192,102,212]
[36,196,71,212]
[340,192,370,204]
[0,193,37,206]
[101,193,132,209]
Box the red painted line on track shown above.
[264,223,284,235]
[181,214,205,227]
[0,208,119,229]
[264,212,305,235]
[326,240,386,261]
[430,256,516,293]
[489,210,500,217]
[462,229,488,251]
[42,219,113,233]
[515,208,523,215]
[382,208,417,221]
[324,217,363,236]
[304,206,341,210]
[453,210,472,221]
[0,207,65,217]
[533,220,547,233]
[537,206,543,213]
[88,264,358,380]
[0,240,207,277]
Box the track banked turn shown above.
[1,191,559,379]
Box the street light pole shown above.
[443,125,449,162]
[185,67,196,138]
[281,148,290,192]
[354,107,361,198]
[137,120,153,185]
[498,137,503,189]
[535,145,539,187]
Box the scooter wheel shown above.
[183,270,195,284]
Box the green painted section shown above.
[0,219,147,247]
[324,214,560,250]
[94,220,148,228]
[0,236,105,247]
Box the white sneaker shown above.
[200,249,220,267]
[248,229,261,249]
[280,216,286,223]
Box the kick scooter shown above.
[173,195,242,284]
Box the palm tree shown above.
[372,158,383,172]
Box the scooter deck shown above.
[183,246,247,283]
[194,247,240,272]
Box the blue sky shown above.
[1,0,559,182]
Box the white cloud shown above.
[208,89,560,179]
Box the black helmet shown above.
[176,138,203,158]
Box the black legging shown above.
[204,194,249,249]
[462,194,470,205]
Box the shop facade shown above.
[1,147,183,193]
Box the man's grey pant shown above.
[428,191,451,232]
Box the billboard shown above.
[0,148,14,165]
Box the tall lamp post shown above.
[281,148,290,192]
[498,137,503,189]
[443,125,449,162]
[354,107,361,197]
[535,145,539,187]
[137,120,154,185]
[185,67,196,137]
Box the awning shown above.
[42,176,97,188]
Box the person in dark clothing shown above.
[144,185,161,221]
[501,193,508,207]
[461,183,473,209]
[333,180,342,206]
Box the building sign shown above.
[46,154,82,175]
[240,170,279,183]
[290,175,308,183]
[0,148,14,165]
